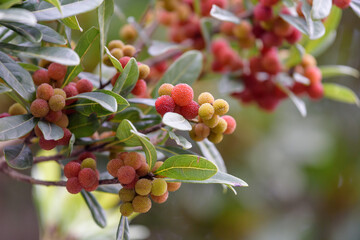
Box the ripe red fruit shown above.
[304,66,322,84]
[111,72,120,86]
[123,152,142,170]
[155,95,176,116]
[151,191,169,203]
[333,0,351,9]
[257,96,280,112]
[39,137,57,150]
[285,28,302,44]
[78,152,96,162]
[261,32,283,48]
[78,168,98,188]
[66,177,82,194]
[119,56,131,68]
[211,39,228,56]
[273,18,293,37]
[58,128,72,145]
[221,115,237,134]
[45,110,62,123]
[122,175,139,189]
[107,158,124,177]
[180,100,199,120]
[117,166,136,185]
[262,49,282,75]
[308,83,324,100]
[32,69,50,85]
[63,83,79,105]
[48,63,67,81]
[171,84,194,106]
[220,22,236,36]
[253,4,273,22]
[83,180,99,192]
[260,0,279,6]
[131,79,147,96]
[30,99,49,118]
[76,79,93,93]
[64,161,81,178]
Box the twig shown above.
[139,123,164,134]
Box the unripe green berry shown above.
[213,99,229,115]
[151,178,167,196]
[135,178,152,196]
[9,103,27,116]
[120,202,134,217]
[81,158,96,170]
[198,92,214,105]
[202,114,220,128]
[158,83,174,96]
[118,188,136,202]
[132,196,152,213]
[49,95,65,111]
[198,103,214,120]
[208,131,223,144]
[211,118,228,134]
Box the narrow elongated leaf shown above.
[116,216,130,240]
[0,83,11,94]
[301,1,325,39]
[112,58,139,96]
[110,107,141,123]
[197,139,226,172]
[35,24,66,44]
[148,40,183,56]
[0,9,36,26]
[276,80,307,117]
[155,154,218,181]
[131,130,157,170]
[61,16,82,31]
[4,143,33,169]
[169,131,192,149]
[0,114,38,141]
[319,65,359,79]
[0,43,79,66]
[17,62,41,72]
[152,50,203,97]
[0,22,42,42]
[0,52,35,101]
[351,0,360,18]
[210,5,240,24]
[68,113,100,138]
[81,190,107,228]
[162,112,192,131]
[323,83,360,105]
[128,98,155,106]
[155,145,196,157]
[63,27,99,86]
[44,0,62,13]
[33,0,104,21]
[68,91,118,112]
[116,119,141,146]
[0,0,22,9]
[200,18,213,51]
[38,121,64,141]
[312,0,332,19]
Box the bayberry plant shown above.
[0,0,359,238]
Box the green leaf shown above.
[68,113,100,138]
[0,83,12,94]
[110,107,142,123]
[128,98,155,106]
[0,22,42,42]
[197,139,227,172]
[116,119,141,146]
[0,52,35,102]
[44,0,62,14]
[162,112,192,131]
[38,121,64,141]
[168,131,192,149]
[0,42,79,66]
[131,130,157,170]
[17,62,41,72]
[61,16,82,31]
[209,5,240,24]
[35,24,66,44]
[155,154,218,181]
[81,190,107,228]
[311,0,332,19]
[112,58,139,96]
[155,145,196,158]
[323,83,360,105]
[200,18,213,51]
[350,1,360,18]
[63,27,99,87]
[0,114,38,141]
[4,143,33,170]
[68,91,118,112]
[148,40,183,56]
[285,44,305,68]
[319,65,359,79]
[152,50,203,97]
[33,0,104,21]
[65,134,75,157]
[116,216,130,240]
[104,46,123,72]
[0,0,22,9]
[0,9,36,26]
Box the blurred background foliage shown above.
[2,1,360,240]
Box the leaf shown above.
[61,16,82,31]
[110,107,142,123]
[351,0,360,18]
[44,0,62,14]
[104,46,123,72]
[68,113,100,138]
[37,121,64,141]
[148,40,183,56]
[285,44,305,68]
[81,190,107,228]
[311,0,332,19]
[116,216,130,240]
[62,27,99,87]
[197,139,227,172]
[276,79,307,117]
[68,91,118,112]
[209,5,240,24]
[0,83,12,94]
[65,134,75,157]
[0,0,22,9]
[112,58,139,96]
[218,74,244,95]
[162,112,192,131]
[131,130,157,170]
[323,83,360,105]
[0,43,79,66]
[152,50,203,97]
[0,114,38,141]
[301,0,326,39]
[200,17,213,51]
[33,0,104,21]
[4,143,33,170]
[155,154,218,181]
[0,22,42,43]
[35,24,66,44]
[155,145,196,158]
[17,62,41,72]
[128,98,155,106]
[319,65,360,79]
[0,9,37,26]
[116,119,141,146]
[168,131,192,150]
[0,51,35,101]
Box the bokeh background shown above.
[2,1,360,240]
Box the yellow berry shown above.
[198,92,214,105]
[118,188,136,202]
[208,131,223,144]
[108,40,124,50]
[202,114,220,128]
[110,48,124,60]
[198,103,214,120]
[211,118,228,134]
[158,83,174,96]
[132,195,152,213]
[120,202,134,217]
[151,178,167,196]
[8,103,27,115]
[213,99,229,115]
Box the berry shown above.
[48,63,67,81]
[117,166,136,185]
[308,83,324,100]
[155,95,176,116]
[301,54,317,68]
[123,45,136,57]
[120,24,138,41]
[189,127,205,141]
[138,64,150,79]
[8,103,27,116]
[253,4,273,22]
[273,18,292,37]
[158,83,174,96]
[180,100,199,119]
[54,113,69,128]
[171,84,194,106]
[30,99,49,117]
[233,21,252,39]
[194,123,210,138]
[39,137,57,150]
[36,83,54,100]
[202,114,220,128]
[81,158,96,170]
[333,0,351,9]
[135,179,152,196]
[211,118,228,134]
[63,84,79,105]
[66,177,82,194]
[78,152,96,162]
[34,125,43,137]
[123,152,142,170]
[78,168,98,188]
[122,175,139,189]
[45,110,62,123]
[207,132,223,144]
[167,182,181,192]
[304,66,322,84]
[198,92,214,105]
[285,28,302,44]
[151,178,167,196]
[118,188,136,202]
[76,79,93,93]
[151,191,169,203]
[64,161,81,178]
[198,103,215,120]
[131,79,147,96]
[110,48,124,60]
[120,202,134,217]
[262,49,282,74]
[132,196,152,213]
[222,115,236,134]
[32,69,50,85]
[83,180,99,192]
[151,161,163,173]
[260,0,279,6]
[213,99,229,115]
[107,158,124,177]
[261,32,283,48]
[108,40,125,50]
[119,56,131,68]
[49,95,65,111]
[136,162,150,177]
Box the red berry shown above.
[48,63,67,82]
[131,79,147,96]
[180,100,199,120]
[122,175,139,189]
[30,99,49,118]
[117,166,136,185]
[78,152,96,162]
[211,39,228,56]
[78,168,98,188]
[285,28,302,44]
[66,177,82,194]
[107,158,124,177]
[308,83,324,100]
[45,110,62,123]
[304,66,322,84]
[76,79,93,93]
[119,56,131,68]
[83,180,99,192]
[333,0,351,9]
[253,4,273,22]
[63,84,79,105]
[262,49,282,75]
[36,83,54,100]
[261,32,283,48]
[57,128,72,145]
[171,84,194,106]
[32,69,50,86]
[221,115,237,134]
[155,95,176,116]
[39,137,57,150]
[64,161,81,178]
[260,0,279,6]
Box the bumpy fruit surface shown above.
[76,79,93,93]
[78,152,96,162]
[180,100,199,119]
[213,99,229,115]
[57,128,72,145]
[9,103,27,115]
[78,168,98,188]
[203,114,220,128]
[64,161,81,178]
[171,84,194,106]
[108,40,124,50]
[151,178,167,196]
[131,79,147,96]
[151,191,169,203]
[123,45,136,57]
[222,115,236,134]
[39,137,57,150]
[198,92,214,105]
[198,103,215,120]
[135,179,152,196]
[66,177,82,194]
[81,158,97,170]
[48,63,67,81]
[120,24,138,41]
[167,182,181,192]
[55,113,69,128]
[32,69,50,85]
[158,83,174,96]
[211,118,228,134]
[124,152,142,170]
[132,196,152,213]
[107,158,124,177]
[136,162,150,177]
[118,188,136,202]
[30,99,49,117]
[155,95,176,116]
[117,166,136,185]
[45,110,62,123]
[194,123,210,138]
[138,64,150,79]
[49,95,65,111]
[120,202,134,217]
[207,132,223,144]
[63,84,79,105]
[36,83,54,100]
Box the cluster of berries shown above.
[104,40,150,98]
[211,39,244,73]
[64,152,99,194]
[106,152,181,216]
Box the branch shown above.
[139,123,165,134]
